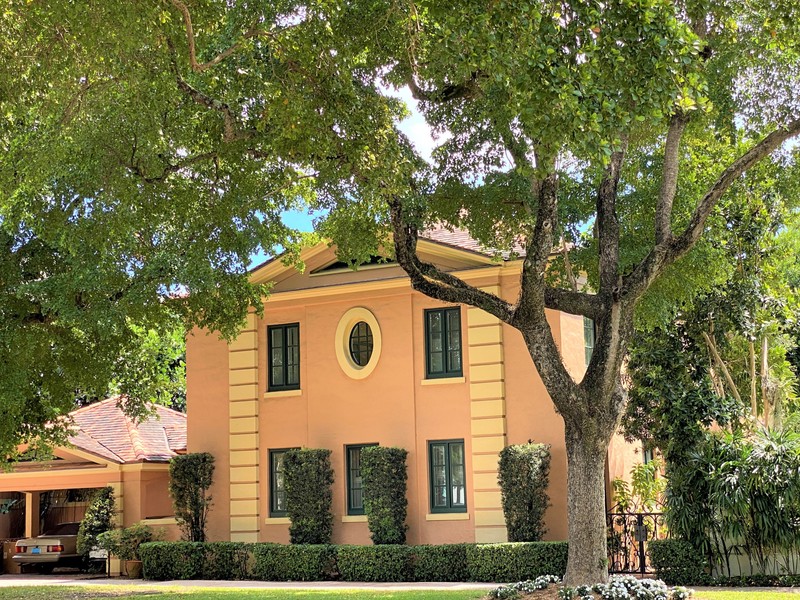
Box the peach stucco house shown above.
[187,231,639,545]
[0,398,185,542]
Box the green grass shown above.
[694,592,797,599]
[0,587,487,600]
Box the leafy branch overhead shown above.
[1,0,799,585]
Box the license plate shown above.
[31,547,40,554]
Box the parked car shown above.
[12,522,81,573]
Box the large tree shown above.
[2,0,799,583]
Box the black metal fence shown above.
[607,511,666,574]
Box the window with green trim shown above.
[428,439,467,513]
[268,323,300,391]
[269,448,297,517]
[583,316,595,367]
[424,307,463,378]
[346,443,377,515]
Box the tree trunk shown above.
[563,420,613,586]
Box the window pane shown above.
[428,311,442,334]
[433,486,447,507]
[432,444,446,466]
[271,366,284,386]
[447,309,460,334]
[452,485,466,506]
[429,352,444,373]
[449,443,464,466]
[433,464,446,487]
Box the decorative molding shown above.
[334,307,382,380]
[426,512,471,521]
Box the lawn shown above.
[0,587,488,600]
[1,586,798,600]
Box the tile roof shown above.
[421,224,527,259]
[67,397,186,464]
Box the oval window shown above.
[348,321,374,366]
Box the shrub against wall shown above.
[77,486,115,556]
[284,448,334,544]
[169,452,215,542]
[497,443,551,542]
[361,446,408,545]
[141,540,569,581]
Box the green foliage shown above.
[252,544,337,581]
[361,446,408,545]
[666,428,800,577]
[97,522,160,562]
[283,449,334,544]
[140,541,205,581]
[498,443,551,542]
[411,544,470,582]
[76,486,115,556]
[336,545,413,582]
[649,539,709,586]
[611,458,666,513]
[140,541,250,581]
[465,542,569,582]
[169,452,215,542]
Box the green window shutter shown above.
[425,308,463,379]
[428,439,467,513]
[268,323,301,391]
[583,317,595,367]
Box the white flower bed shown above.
[488,574,693,600]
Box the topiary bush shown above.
[337,545,413,581]
[252,543,337,581]
[497,443,551,542]
[169,452,215,542]
[283,448,334,544]
[77,486,115,557]
[361,446,408,545]
[649,539,709,586]
[411,544,469,582]
[466,541,568,582]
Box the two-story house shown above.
[186,229,639,544]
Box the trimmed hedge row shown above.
[648,539,709,586]
[140,540,568,582]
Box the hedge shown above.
[337,545,413,582]
[411,544,470,582]
[361,446,408,545]
[284,449,334,544]
[141,540,568,582]
[252,543,337,581]
[648,539,709,586]
[465,542,568,582]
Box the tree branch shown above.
[407,71,482,103]
[388,199,515,324]
[166,0,272,73]
[655,115,689,245]
[543,287,603,319]
[622,116,800,299]
[597,141,626,295]
[127,152,218,183]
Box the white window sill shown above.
[426,512,470,521]
[264,516,291,524]
[263,389,302,399]
[421,377,466,386]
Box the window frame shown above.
[267,323,301,391]
[427,439,467,514]
[583,316,595,367]
[345,443,378,516]
[424,307,463,379]
[268,448,297,517]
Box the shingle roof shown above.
[67,397,186,464]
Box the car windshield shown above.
[41,523,80,536]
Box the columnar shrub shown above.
[169,452,215,542]
[497,443,551,542]
[361,446,408,544]
[77,486,115,556]
[284,448,334,544]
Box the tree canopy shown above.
[2,0,799,583]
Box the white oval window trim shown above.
[335,307,382,379]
